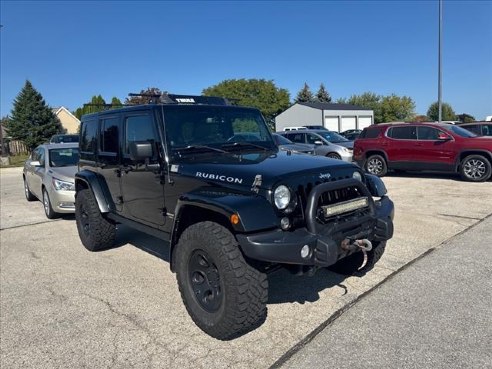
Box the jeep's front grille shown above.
[296,177,368,225]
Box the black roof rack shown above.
[127,92,232,106]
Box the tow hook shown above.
[341,238,373,252]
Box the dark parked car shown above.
[343,132,361,141]
[353,122,492,182]
[458,122,492,137]
[340,129,362,138]
[74,93,394,340]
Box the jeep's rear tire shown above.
[175,221,268,340]
[365,155,387,177]
[460,155,491,182]
[75,188,116,251]
[328,241,386,275]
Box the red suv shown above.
[353,123,492,182]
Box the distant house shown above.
[52,106,80,134]
[275,102,374,132]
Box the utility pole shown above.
[438,0,443,123]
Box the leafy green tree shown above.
[202,79,290,129]
[110,97,123,109]
[380,94,416,122]
[5,80,64,150]
[295,83,314,103]
[125,87,164,105]
[456,113,475,123]
[315,83,332,103]
[338,92,382,122]
[74,95,123,119]
[427,102,456,121]
[338,92,415,123]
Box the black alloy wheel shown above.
[188,249,223,313]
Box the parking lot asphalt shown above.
[1,167,491,369]
[280,215,492,369]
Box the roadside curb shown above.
[269,212,492,369]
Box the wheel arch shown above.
[75,170,115,213]
[456,150,492,171]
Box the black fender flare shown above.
[75,170,115,213]
[169,190,279,270]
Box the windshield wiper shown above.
[221,142,270,151]
[175,145,227,156]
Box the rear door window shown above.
[388,126,417,140]
[417,126,441,140]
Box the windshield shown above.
[273,134,293,145]
[164,106,276,157]
[447,125,477,138]
[317,131,349,143]
[49,147,79,167]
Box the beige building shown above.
[52,107,80,134]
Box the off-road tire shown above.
[365,155,388,177]
[175,221,268,340]
[75,188,116,251]
[24,177,36,201]
[43,189,58,219]
[328,241,386,275]
[459,155,491,182]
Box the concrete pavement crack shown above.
[0,219,61,231]
[81,293,172,368]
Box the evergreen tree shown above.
[6,80,64,150]
[295,83,314,103]
[110,97,123,109]
[315,83,332,103]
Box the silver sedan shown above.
[23,143,79,218]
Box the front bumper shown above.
[48,187,76,213]
[237,180,394,267]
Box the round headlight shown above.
[352,171,362,181]
[274,185,291,210]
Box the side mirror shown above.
[314,140,323,145]
[30,161,41,167]
[129,141,153,161]
[437,133,452,141]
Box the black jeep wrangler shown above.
[74,94,394,340]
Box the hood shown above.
[332,141,354,149]
[173,150,357,190]
[278,143,315,153]
[48,166,78,182]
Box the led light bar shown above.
[322,197,369,217]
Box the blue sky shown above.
[1,0,491,119]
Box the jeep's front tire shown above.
[328,241,386,275]
[175,221,268,340]
[75,188,116,251]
